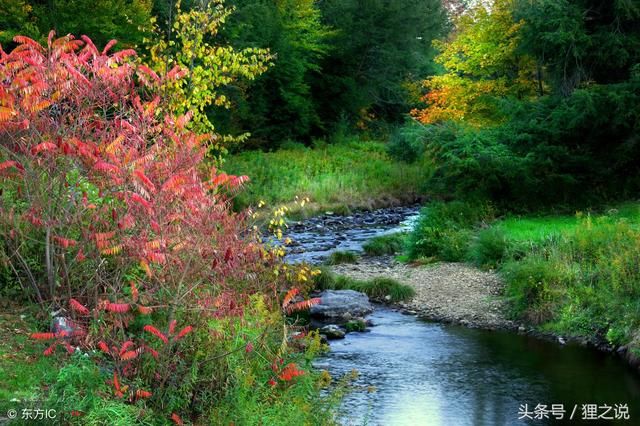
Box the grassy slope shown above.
[406,201,640,352]
[493,202,640,243]
[223,139,432,216]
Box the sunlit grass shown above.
[223,139,432,216]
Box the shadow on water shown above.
[315,307,640,426]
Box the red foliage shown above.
[143,325,168,344]
[171,413,184,425]
[2,31,305,423]
[173,325,193,341]
[278,363,305,381]
[69,298,90,315]
[105,303,131,313]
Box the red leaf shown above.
[143,325,168,344]
[31,332,55,340]
[134,169,156,193]
[94,161,119,174]
[137,305,153,315]
[98,341,110,354]
[105,303,130,313]
[130,193,152,211]
[121,350,138,361]
[130,281,139,303]
[54,236,77,248]
[173,326,193,341]
[135,389,152,399]
[119,341,135,355]
[143,345,159,359]
[69,298,89,315]
[31,142,57,155]
[224,247,233,262]
[0,160,23,174]
[113,372,121,392]
[170,413,183,425]
[43,343,57,356]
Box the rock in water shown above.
[319,324,346,339]
[310,290,373,320]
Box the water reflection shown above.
[318,307,640,425]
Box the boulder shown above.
[319,324,346,340]
[310,289,373,320]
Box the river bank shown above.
[331,254,640,375]
[331,257,516,331]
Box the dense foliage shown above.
[0,33,332,424]
[409,0,640,208]
[0,0,449,147]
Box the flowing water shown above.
[284,207,640,426]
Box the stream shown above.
[284,206,640,425]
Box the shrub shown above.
[407,201,495,260]
[325,250,359,265]
[313,270,415,303]
[0,33,326,424]
[362,233,406,256]
[344,319,366,332]
[366,277,416,302]
[467,227,509,269]
[386,121,428,163]
[422,82,640,208]
[502,216,640,345]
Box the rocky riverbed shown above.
[331,256,517,330]
[283,205,419,263]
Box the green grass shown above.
[224,138,432,217]
[362,233,406,256]
[406,200,640,349]
[0,306,59,409]
[501,216,640,347]
[325,251,359,265]
[314,268,415,303]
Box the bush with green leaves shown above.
[313,268,415,303]
[325,251,359,265]
[407,201,496,261]
[423,81,640,209]
[467,228,509,269]
[362,233,406,256]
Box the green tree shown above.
[515,0,640,96]
[314,0,447,131]
[148,0,271,157]
[413,0,537,126]
[30,0,154,49]
[218,0,330,145]
[0,0,40,45]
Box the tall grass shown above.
[223,139,432,216]
[362,233,406,256]
[502,216,640,347]
[405,200,640,348]
[314,268,415,303]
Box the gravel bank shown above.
[331,257,518,330]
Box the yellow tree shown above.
[147,0,272,158]
[412,0,537,126]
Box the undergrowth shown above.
[314,268,415,303]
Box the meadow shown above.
[224,139,432,216]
